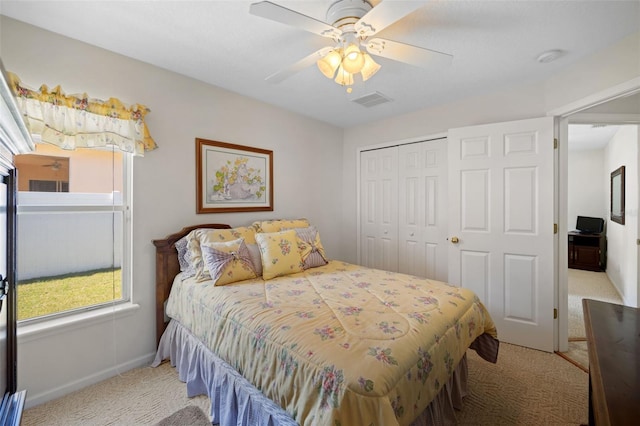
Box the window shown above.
[29,180,69,192]
[14,142,131,321]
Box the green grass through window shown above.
[17,269,122,321]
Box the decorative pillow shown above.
[252,218,310,234]
[246,243,263,277]
[255,230,304,280]
[191,227,257,282]
[175,234,197,278]
[292,226,328,269]
[200,238,257,286]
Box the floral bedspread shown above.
[166,261,497,426]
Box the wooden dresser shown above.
[568,232,606,271]
[583,299,640,425]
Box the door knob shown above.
[450,236,459,244]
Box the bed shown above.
[152,221,499,426]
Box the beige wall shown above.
[604,125,639,307]
[1,16,344,407]
[567,148,607,230]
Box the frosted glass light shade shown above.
[317,49,342,79]
[360,53,381,81]
[334,64,354,86]
[342,43,365,74]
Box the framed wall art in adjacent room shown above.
[610,165,625,225]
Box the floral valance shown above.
[7,72,157,156]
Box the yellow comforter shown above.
[166,260,497,426]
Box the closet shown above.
[359,138,448,282]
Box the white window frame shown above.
[16,146,133,324]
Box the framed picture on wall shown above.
[196,138,273,214]
[610,165,625,225]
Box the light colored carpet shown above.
[562,268,623,371]
[567,268,622,339]
[459,344,587,425]
[22,343,587,426]
[22,362,211,426]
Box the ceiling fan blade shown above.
[365,38,453,68]
[250,1,341,39]
[265,47,335,84]
[355,0,428,37]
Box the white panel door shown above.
[398,140,448,281]
[360,147,399,271]
[448,117,555,352]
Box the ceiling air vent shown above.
[351,91,392,108]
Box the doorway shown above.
[555,84,640,352]
[563,122,633,368]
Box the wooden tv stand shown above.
[568,231,606,271]
[583,299,639,426]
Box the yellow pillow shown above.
[191,227,257,281]
[255,230,304,280]
[196,226,257,245]
[200,238,257,286]
[292,226,328,269]
[252,218,310,233]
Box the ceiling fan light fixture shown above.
[341,43,365,74]
[317,49,343,79]
[360,52,380,82]
[251,0,455,89]
[334,64,354,86]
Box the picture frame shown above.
[196,138,273,214]
[610,165,625,225]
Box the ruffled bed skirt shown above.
[152,320,470,426]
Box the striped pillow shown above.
[175,233,197,278]
[200,238,257,286]
[292,226,328,269]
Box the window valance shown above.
[7,72,157,156]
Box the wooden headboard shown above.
[152,223,231,345]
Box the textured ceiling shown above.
[568,124,621,151]
[1,0,639,128]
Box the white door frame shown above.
[549,77,640,352]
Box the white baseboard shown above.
[23,352,156,409]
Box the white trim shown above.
[356,146,361,264]
[569,113,640,125]
[556,117,569,353]
[0,62,35,157]
[358,132,447,153]
[18,302,140,343]
[122,153,133,302]
[547,77,640,117]
[552,77,640,352]
[23,350,154,409]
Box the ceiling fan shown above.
[249,0,453,90]
[42,160,63,171]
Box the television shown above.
[576,216,604,234]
